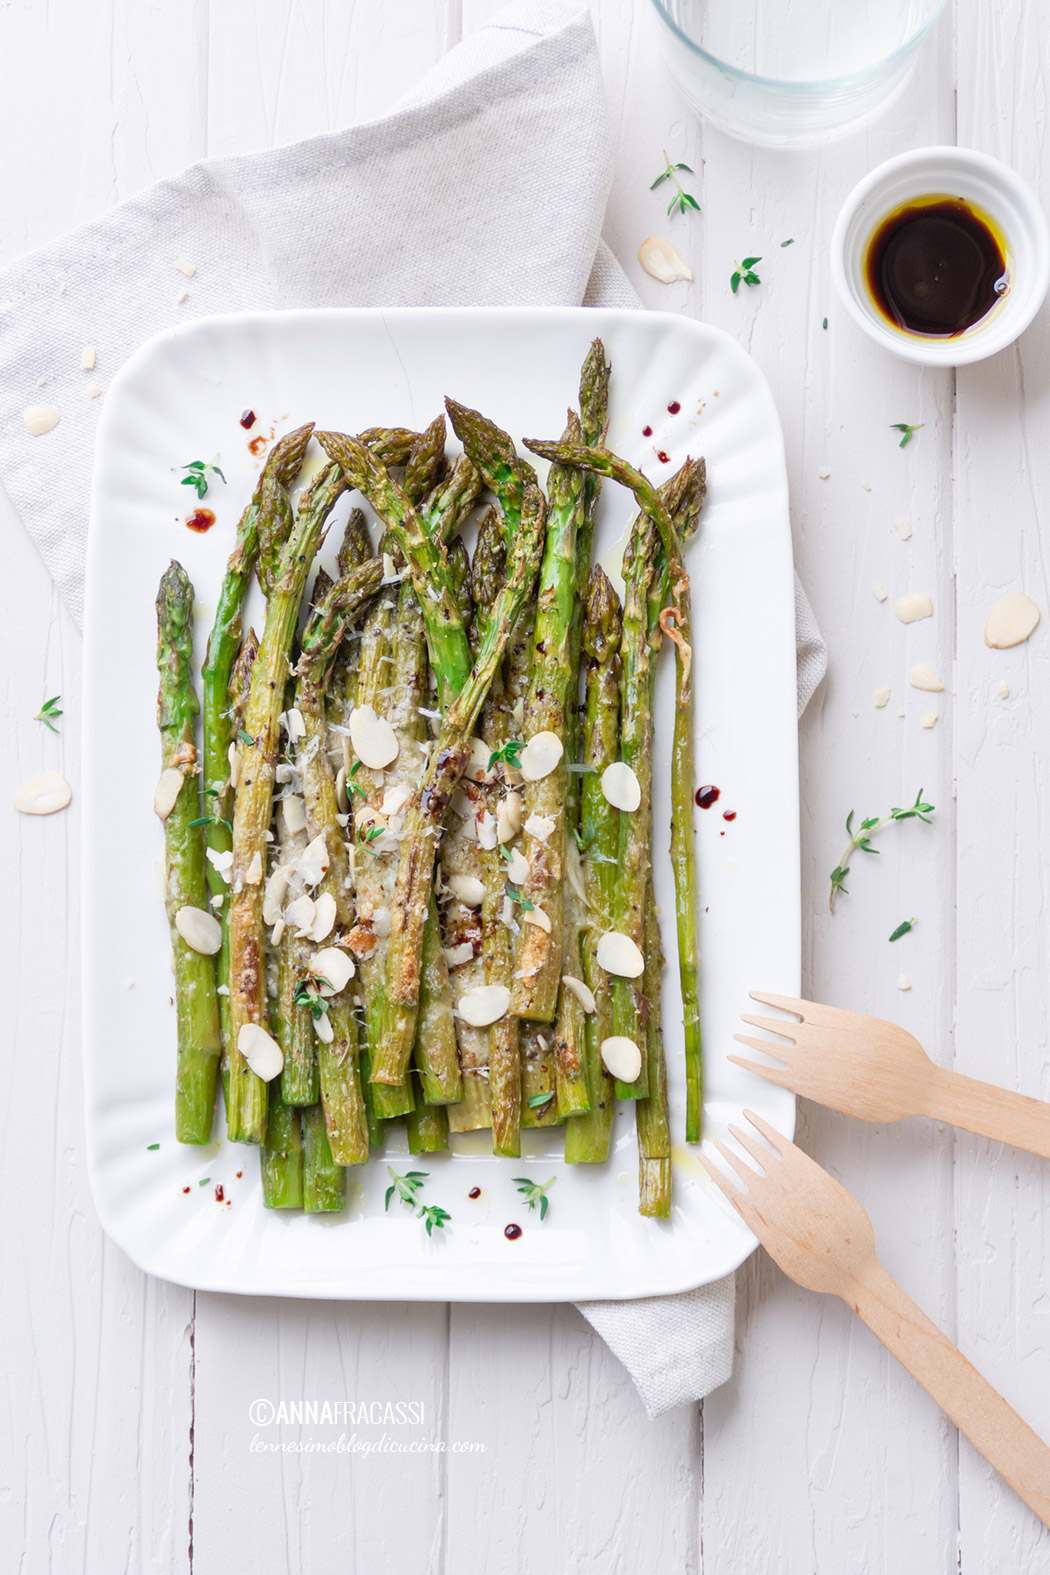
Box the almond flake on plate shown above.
[263,864,291,925]
[600,761,641,812]
[504,848,529,886]
[443,941,475,970]
[245,850,263,885]
[153,766,184,819]
[313,1012,334,1044]
[456,984,512,1027]
[371,906,392,939]
[310,946,355,993]
[298,834,329,887]
[601,1035,642,1083]
[13,771,72,816]
[497,794,523,844]
[285,893,316,936]
[465,737,492,783]
[519,731,563,782]
[561,975,596,1014]
[238,1022,283,1080]
[309,891,337,942]
[524,812,556,843]
[447,874,485,906]
[596,931,645,978]
[522,906,552,933]
[477,810,498,851]
[227,742,241,789]
[349,703,399,769]
[174,906,222,955]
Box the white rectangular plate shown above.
[83,307,798,1302]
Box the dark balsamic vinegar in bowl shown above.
[864,196,1009,337]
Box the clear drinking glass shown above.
[650,0,947,148]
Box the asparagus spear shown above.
[552,844,590,1118]
[565,566,620,1163]
[200,424,312,1060]
[373,424,546,1087]
[565,339,610,833]
[156,561,222,1144]
[636,878,670,1215]
[226,463,349,1144]
[260,1100,304,1209]
[272,788,318,1106]
[302,1103,346,1212]
[509,412,585,1024]
[222,626,258,1109]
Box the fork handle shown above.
[850,1261,1050,1527]
[921,1068,1050,1160]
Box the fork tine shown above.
[739,1012,798,1042]
[733,1033,790,1063]
[748,990,806,1016]
[742,1108,794,1156]
[698,1151,760,1232]
[728,1121,781,1169]
[728,1052,794,1089]
[712,1137,765,1188]
[749,990,853,1028]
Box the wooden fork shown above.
[700,1110,1050,1528]
[731,992,1050,1159]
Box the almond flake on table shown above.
[860,480,872,492]
[175,289,189,305]
[561,975,596,1014]
[601,1035,642,1083]
[174,906,222,955]
[175,255,196,276]
[893,515,912,541]
[519,731,563,782]
[22,403,59,436]
[13,770,72,815]
[818,467,830,480]
[601,761,641,812]
[998,680,1010,699]
[897,975,912,992]
[873,686,891,709]
[238,1022,283,1080]
[456,984,511,1027]
[637,234,692,284]
[86,384,102,398]
[596,931,645,978]
[349,703,399,769]
[910,663,944,692]
[921,709,938,729]
[80,345,96,371]
[872,582,888,602]
[984,592,1040,649]
[895,592,933,624]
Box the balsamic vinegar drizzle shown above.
[865,197,1009,337]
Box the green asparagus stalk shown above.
[520,1025,558,1126]
[414,890,464,1105]
[565,339,610,833]
[227,463,349,1144]
[636,878,670,1216]
[200,424,312,1053]
[260,1100,304,1209]
[552,843,590,1118]
[273,791,318,1107]
[156,561,222,1144]
[301,1104,346,1212]
[510,412,584,1024]
[222,626,258,1109]
[405,1102,450,1154]
[565,566,620,1163]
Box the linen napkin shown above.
[0,0,825,1418]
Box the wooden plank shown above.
[953,1,1050,1565]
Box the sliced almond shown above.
[910,663,944,692]
[524,812,556,844]
[13,771,72,815]
[447,873,485,906]
[174,905,222,955]
[175,256,197,277]
[504,849,530,886]
[263,864,291,925]
[873,685,891,709]
[522,906,552,933]
[347,923,378,960]
[245,850,263,885]
[561,975,596,1014]
[309,891,337,942]
[207,846,233,882]
[893,515,912,541]
[477,810,498,851]
[23,403,59,436]
[270,918,286,945]
[456,984,511,1027]
[380,783,411,819]
[638,234,693,285]
[282,794,307,835]
[153,766,184,819]
[298,834,329,887]
[443,941,475,970]
[334,766,349,815]
[284,708,306,743]
[921,709,938,729]
[238,1021,283,1080]
[872,582,888,602]
[596,930,645,979]
[601,1035,642,1083]
[286,893,316,936]
[349,703,399,769]
[984,592,1040,649]
[600,761,641,812]
[227,742,241,790]
[80,345,96,371]
[465,737,492,784]
[519,731,564,782]
[894,592,933,624]
[371,906,392,939]
[310,946,355,993]
[313,1012,334,1044]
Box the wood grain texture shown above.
[3,0,1050,1568]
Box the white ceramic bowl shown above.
[831,146,1050,366]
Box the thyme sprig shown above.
[730,257,762,293]
[34,694,63,733]
[829,789,934,912]
[650,151,700,218]
[890,422,924,448]
[177,455,227,500]
[384,1168,451,1234]
[512,1175,556,1221]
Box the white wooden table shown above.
[3,2,1050,1570]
